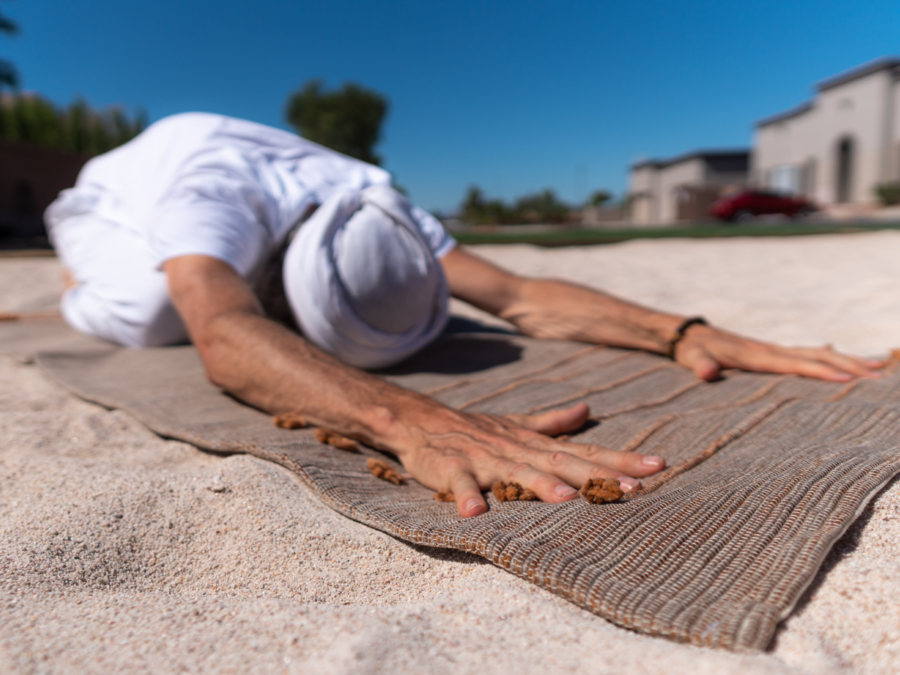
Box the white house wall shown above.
[819,70,892,203]
[754,67,898,206]
[628,165,660,224]
[628,156,745,225]
[892,82,900,180]
[656,158,705,223]
[754,106,825,200]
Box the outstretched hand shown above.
[674,323,884,382]
[440,247,885,384]
[392,402,665,518]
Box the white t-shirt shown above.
[49,112,455,278]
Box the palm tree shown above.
[0,1,19,90]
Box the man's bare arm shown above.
[441,246,882,382]
[165,255,666,518]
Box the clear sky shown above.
[4,0,900,212]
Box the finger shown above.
[548,439,664,477]
[449,471,488,518]
[729,349,855,382]
[501,461,581,503]
[785,346,882,378]
[504,402,590,436]
[519,444,659,490]
[675,343,722,381]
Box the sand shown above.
[2,231,900,674]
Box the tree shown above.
[0,0,19,90]
[461,186,513,225]
[0,93,146,155]
[514,188,569,224]
[285,80,388,165]
[459,186,573,225]
[588,189,612,207]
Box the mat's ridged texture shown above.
[30,329,900,652]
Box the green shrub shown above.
[874,181,900,206]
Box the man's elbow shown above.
[189,314,251,391]
[191,328,228,387]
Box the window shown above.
[769,165,799,194]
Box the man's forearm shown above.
[166,255,474,456]
[195,310,457,451]
[441,247,881,384]
[441,247,684,354]
[499,278,684,354]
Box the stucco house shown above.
[753,57,900,208]
[628,150,749,225]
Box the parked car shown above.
[710,190,817,222]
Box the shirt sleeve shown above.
[148,173,271,277]
[409,205,456,259]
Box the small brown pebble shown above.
[367,458,404,485]
[314,428,359,452]
[580,478,624,504]
[434,490,455,502]
[492,481,539,502]
[0,312,21,321]
[273,413,309,429]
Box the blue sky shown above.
[4,0,900,212]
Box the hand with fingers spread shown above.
[385,402,665,518]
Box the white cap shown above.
[282,185,449,369]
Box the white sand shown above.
[2,232,900,674]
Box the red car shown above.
[710,190,817,222]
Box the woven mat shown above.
[0,317,114,363]
[5,319,900,651]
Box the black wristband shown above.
[666,316,708,359]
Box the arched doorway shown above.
[835,137,854,203]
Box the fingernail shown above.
[642,455,665,468]
[465,499,482,515]
[619,477,640,492]
[555,485,577,498]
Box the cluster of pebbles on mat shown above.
[274,413,403,484]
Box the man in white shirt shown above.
[46,113,881,518]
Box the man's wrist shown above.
[357,388,456,455]
[665,316,709,359]
[635,312,690,355]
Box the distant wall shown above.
[753,67,897,206]
[0,139,89,242]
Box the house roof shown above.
[755,57,900,128]
[755,101,815,128]
[631,149,749,171]
[816,56,900,92]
